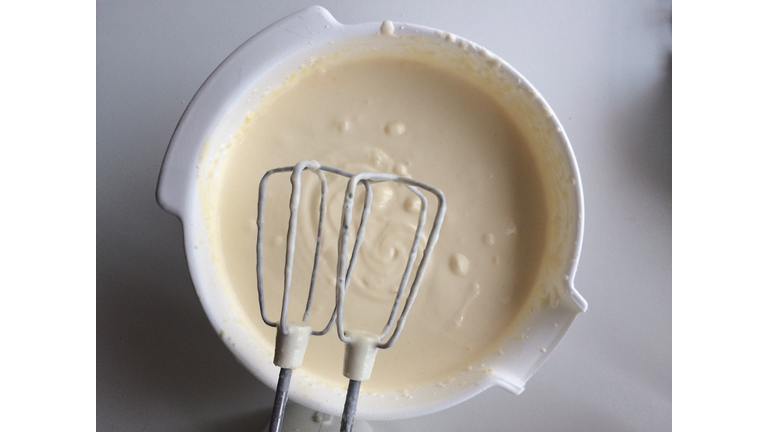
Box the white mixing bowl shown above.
[157,5,587,421]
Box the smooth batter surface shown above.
[209,51,548,391]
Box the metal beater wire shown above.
[335,172,447,348]
[256,163,374,336]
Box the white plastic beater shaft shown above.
[273,321,313,369]
[342,330,380,381]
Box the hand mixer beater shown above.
[256,160,446,432]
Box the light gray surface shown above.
[97,1,671,430]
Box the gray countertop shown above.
[97,1,671,430]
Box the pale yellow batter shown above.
[208,50,549,392]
